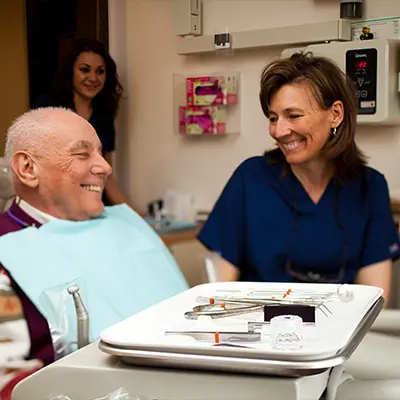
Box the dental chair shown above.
[0,159,14,212]
[332,306,400,399]
[329,316,400,399]
[343,256,400,382]
[345,308,400,379]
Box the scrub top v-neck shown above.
[198,156,400,284]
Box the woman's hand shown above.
[356,259,392,306]
[206,253,240,282]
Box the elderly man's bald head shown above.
[5,107,93,160]
[5,107,112,221]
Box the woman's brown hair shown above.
[259,51,367,183]
[52,38,124,120]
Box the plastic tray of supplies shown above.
[99,282,383,377]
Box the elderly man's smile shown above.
[80,184,102,192]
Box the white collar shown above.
[16,196,56,224]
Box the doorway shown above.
[25,0,109,107]
[0,0,29,156]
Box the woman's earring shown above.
[332,127,337,136]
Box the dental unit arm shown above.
[67,284,90,349]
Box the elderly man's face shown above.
[38,118,112,221]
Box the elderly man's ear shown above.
[11,152,40,188]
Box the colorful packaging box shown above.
[186,75,237,106]
[179,106,227,135]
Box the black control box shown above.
[264,304,316,323]
[346,48,377,115]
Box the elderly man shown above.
[0,107,188,371]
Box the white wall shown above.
[109,0,400,212]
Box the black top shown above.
[33,93,116,154]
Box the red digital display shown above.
[356,61,367,69]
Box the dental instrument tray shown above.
[99,282,383,377]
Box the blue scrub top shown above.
[198,156,400,284]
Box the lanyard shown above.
[6,209,34,228]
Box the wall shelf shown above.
[176,20,352,55]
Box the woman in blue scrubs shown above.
[198,52,400,302]
[33,39,141,213]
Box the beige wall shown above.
[0,0,29,156]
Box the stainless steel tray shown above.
[99,296,383,378]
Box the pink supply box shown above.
[186,75,237,106]
[179,106,227,135]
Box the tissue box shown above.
[186,75,237,106]
[179,106,227,135]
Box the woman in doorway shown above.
[34,38,141,213]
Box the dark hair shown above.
[52,38,124,119]
[259,52,367,183]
